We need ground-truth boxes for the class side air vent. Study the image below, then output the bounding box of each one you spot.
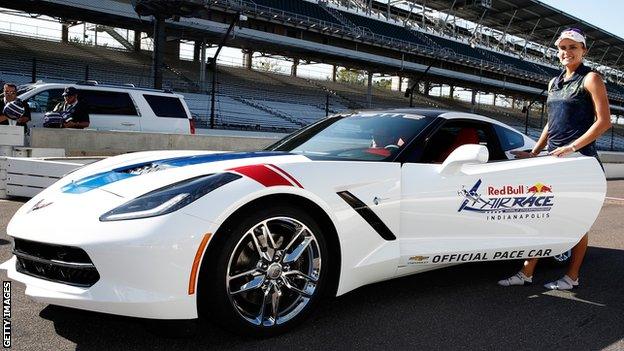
[337,191,397,241]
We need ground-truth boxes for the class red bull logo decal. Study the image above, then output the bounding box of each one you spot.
[487,185,524,196]
[487,182,553,195]
[458,179,554,221]
[526,182,552,193]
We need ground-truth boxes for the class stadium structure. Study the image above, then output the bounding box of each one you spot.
[0,0,623,150]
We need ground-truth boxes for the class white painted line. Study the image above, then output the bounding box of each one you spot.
[541,290,606,307]
[605,197,624,205]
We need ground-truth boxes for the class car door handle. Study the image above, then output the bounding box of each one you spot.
[120,122,135,126]
[373,196,389,205]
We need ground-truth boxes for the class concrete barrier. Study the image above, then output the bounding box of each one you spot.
[29,128,282,156]
[599,151,624,179]
[0,125,24,146]
[598,151,624,164]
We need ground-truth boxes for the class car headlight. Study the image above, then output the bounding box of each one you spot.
[99,173,240,221]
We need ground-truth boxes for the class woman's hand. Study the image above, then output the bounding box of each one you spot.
[549,145,575,157]
[510,150,537,159]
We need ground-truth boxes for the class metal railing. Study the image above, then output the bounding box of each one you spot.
[211,0,547,82]
[3,55,624,150]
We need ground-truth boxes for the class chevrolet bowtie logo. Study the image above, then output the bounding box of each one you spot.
[28,199,53,213]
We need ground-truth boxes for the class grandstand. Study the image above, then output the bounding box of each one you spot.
[0,0,623,150]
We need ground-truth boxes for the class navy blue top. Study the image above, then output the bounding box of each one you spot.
[546,63,598,157]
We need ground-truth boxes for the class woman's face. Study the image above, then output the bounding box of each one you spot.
[557,38,586,67]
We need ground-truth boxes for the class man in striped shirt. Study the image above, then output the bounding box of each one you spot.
[0,83,30,127]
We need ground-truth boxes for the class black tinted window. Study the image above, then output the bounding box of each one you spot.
[494,124,524,151]
[143,95,188,119]
[79,90,138,116]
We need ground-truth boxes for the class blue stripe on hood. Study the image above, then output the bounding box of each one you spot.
[62,151,292,194]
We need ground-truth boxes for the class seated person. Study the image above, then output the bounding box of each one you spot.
[52,87,89,129]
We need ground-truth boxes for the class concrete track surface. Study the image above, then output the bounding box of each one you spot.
[1,181,623,351]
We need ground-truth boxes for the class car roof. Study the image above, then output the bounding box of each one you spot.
[351,108,515,129]
[20,82,183,97]
[353,108,449,119]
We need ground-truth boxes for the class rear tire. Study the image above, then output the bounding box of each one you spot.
[200,204,330,337]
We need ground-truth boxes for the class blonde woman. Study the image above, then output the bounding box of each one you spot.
[499,28,612,290]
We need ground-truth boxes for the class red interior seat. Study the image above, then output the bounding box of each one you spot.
[437,127,480,162]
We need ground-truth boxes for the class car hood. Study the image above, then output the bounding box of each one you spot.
[41,150,310,200]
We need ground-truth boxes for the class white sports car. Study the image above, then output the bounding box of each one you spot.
[2,109,606,335]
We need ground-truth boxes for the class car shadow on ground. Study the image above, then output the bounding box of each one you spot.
[39,246,624,351]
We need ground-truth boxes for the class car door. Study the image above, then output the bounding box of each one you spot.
[397,119,606,273]
[79,90,141,131]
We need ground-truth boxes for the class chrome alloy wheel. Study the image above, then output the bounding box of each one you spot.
[553,250,572,263]
[226,216,322,327]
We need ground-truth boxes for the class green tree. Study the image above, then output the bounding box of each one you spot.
[374,78,392,90]
[336,68,366,86]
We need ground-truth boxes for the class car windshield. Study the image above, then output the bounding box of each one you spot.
[267,112,434,161]
[17,84,36,97]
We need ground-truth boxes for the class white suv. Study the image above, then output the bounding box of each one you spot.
[16,81,195,134]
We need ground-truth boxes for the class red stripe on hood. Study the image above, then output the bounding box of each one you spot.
[266,164,304,189]
[229,164,293,187]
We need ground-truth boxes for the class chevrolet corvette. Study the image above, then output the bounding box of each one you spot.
[1,109,606,335]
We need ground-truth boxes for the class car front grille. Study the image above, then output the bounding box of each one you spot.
[13,238,100,287]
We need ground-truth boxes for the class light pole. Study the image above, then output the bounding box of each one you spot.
[209,12,244,129]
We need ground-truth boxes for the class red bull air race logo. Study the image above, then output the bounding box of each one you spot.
[457,179,554,221]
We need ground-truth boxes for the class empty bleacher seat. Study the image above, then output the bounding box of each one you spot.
[250,0,340,25]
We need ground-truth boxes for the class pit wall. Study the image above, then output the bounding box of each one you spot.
[28,128,281,156]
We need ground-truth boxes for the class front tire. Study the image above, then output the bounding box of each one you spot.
[202,205,329,336]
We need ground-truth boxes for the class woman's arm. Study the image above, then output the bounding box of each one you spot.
[550,72,612,156]
[531,123,549,155]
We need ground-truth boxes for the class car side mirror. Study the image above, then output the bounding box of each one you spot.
[27,100,41,112]
[439,144,489,175]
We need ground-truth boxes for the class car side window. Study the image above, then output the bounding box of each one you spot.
[26,89,64,112]
[419,120,506,163]
[143,95,188,118]
[79,90,138,116]
[494,124,525,151]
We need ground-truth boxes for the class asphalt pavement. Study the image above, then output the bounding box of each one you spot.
[0,181,623,350]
